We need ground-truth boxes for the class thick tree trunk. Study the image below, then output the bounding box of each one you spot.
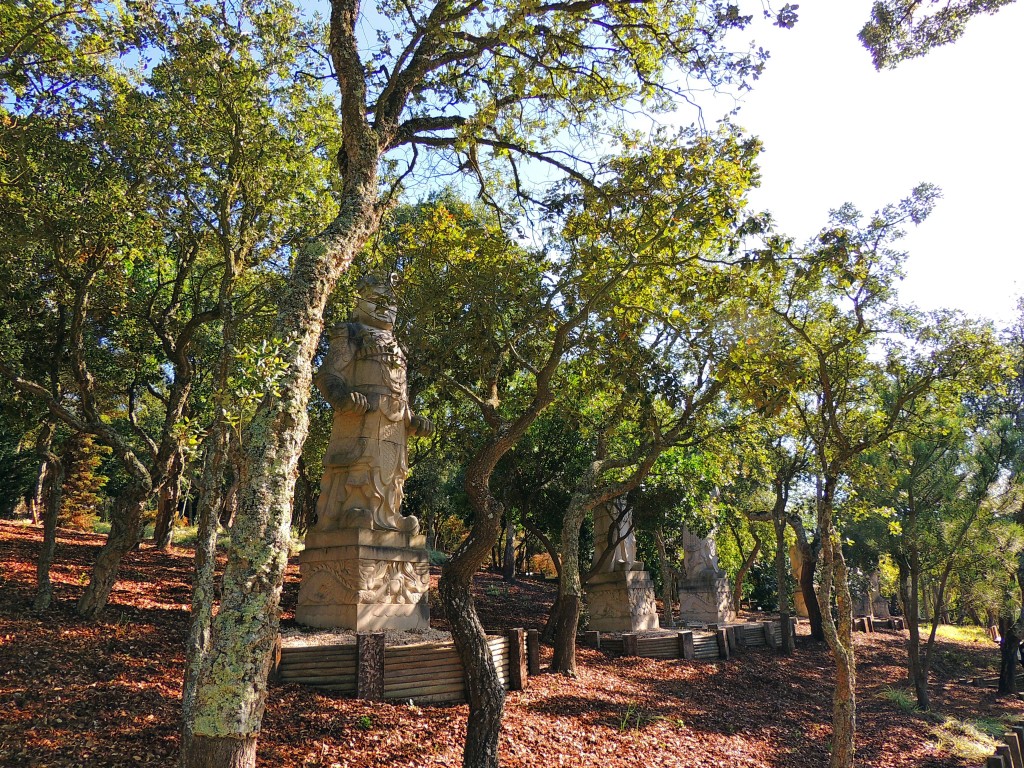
[182,172,384,767]
[774,519,794,654]
[33,454,65,611]
[77,481,151,618]
[541,593,562,645]
[655,527,675,628]
[999,616,1021,695]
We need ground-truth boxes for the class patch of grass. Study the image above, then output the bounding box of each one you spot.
[931,716,1001,762]
[879,685,919,714]
[91,520,111,535]
[355,715,374,731]
[923,624,991,644]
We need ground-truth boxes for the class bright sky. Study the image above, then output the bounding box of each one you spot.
[717,0,1024,327]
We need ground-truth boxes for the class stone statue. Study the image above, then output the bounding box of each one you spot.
[312,275,432,535]
[681,525,724,582]
[592,499,638,573]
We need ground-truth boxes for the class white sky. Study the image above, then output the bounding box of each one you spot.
[717,0,1024,327]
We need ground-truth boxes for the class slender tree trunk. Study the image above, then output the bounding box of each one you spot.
[655,526,675,628]
[154,450,184,550]
[28,458,49,525]
[898,557,928,708]
[181,424,231,749]
[33,452,65,611]
[799,546,824,641]
[774,518,794,654]
[77,480,152,618]
[816,475,857,768]
[551,494,590,675]
[502,516,516,582]
[732,531,761,613]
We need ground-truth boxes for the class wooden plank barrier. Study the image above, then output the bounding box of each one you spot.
[275,629,526,705]
[978,724,1024,768]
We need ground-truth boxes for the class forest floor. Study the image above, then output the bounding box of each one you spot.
[1,520,1022,768]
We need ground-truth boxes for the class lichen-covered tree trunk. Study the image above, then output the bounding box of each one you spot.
[33,452,65,611]
[552,491,592,675]
[180,172,382,768]
[181,423,232,747]
[816,475,857,768]
[77,480,152,618]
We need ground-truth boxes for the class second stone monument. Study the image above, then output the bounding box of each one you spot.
[296,275,434,630]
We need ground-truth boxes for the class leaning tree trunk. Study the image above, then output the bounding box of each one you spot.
[800,547,825,641]
[732,533,761,613]
[154,450,184,550]
[77,480,152,618]
[180,173,382,768]
[438,452,511,768]
[33,452,65,611]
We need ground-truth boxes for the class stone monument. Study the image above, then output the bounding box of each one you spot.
[677,525,734,624]
[296,275,434,630]
[789,544,810,619]
[585,498,660,632]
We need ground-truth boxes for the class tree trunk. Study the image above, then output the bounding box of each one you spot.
[655,526,675,628]
[182,222,372,766]
[732,532,761,613]
[999,616,1020,695]
[541,592,562,645]
[77,480,151,618]
[774,518,794,654]
[182,424,231,748]
[816,475,857,768]
[551,495,589,675]
[154,450,184,550]
[898,557,928,708]
[28,458,49,525]
[33,453,65,611]
[800,547,824,641]
[502,516,516,582]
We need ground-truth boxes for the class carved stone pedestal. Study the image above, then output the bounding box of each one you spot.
[585,567,660,633]
[677,577,734,625]
[296,527,430,631]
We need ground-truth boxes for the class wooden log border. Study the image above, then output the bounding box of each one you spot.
[980,725,1024,768]
[274,629,528,704]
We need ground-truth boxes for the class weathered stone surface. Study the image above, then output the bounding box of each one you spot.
[677,576,735,625]
[592,499,637,573]
[586,568,660,632]
[297,276,432,631]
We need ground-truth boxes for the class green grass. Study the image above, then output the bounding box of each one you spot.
[922,624,991,644]
[931,716,1003,761]
[878,685,919,714]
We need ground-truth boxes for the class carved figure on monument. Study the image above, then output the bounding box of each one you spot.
[296,275,433,631]
[681,525,725,582]
[313,275,433,535]
[592,498,638,573]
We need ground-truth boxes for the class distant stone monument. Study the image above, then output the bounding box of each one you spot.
[296,275,433,630]
[585,499,660,632]
[677,525,734,624]
[855,570,890,619]
[789,545,810,619]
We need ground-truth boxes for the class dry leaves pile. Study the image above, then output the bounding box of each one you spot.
[1,521,1019,767]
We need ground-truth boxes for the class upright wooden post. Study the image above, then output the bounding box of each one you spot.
[526,629,541,676]
[990,755,1009,768]
[1002,732,1023,768]
[999,745,1015,768]
[763,621,778,650]
[584,630,601,649]
[506,628,526,691]
[727,625,742,652]
[623,633,638,657]
[716,628,730,660]
[268,634,283,681]
[357,632,385,701]
[678,631,694,660]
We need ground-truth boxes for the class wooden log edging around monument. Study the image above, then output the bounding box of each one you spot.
[584,620,794,662]
[273,627,529,705]
[979,725,1024,768]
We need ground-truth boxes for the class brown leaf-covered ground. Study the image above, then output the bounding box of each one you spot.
[1,521,1021,767]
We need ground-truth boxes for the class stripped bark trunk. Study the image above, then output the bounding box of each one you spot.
[33,449,64,611]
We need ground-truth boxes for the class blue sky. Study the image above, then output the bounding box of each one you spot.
[712,0,1024,327]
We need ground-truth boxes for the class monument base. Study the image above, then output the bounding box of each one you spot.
[585,567,660,632]
[678,577,734,625]
[296,527,430,631]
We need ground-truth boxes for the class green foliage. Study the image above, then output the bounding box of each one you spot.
[60,434,111,530]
